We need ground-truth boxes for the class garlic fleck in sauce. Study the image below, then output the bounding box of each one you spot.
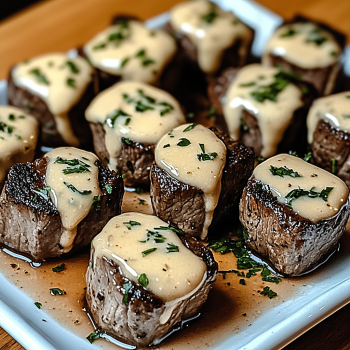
[12,53,93,146]
[0,106,39,189]
[170,0,252,74]
[85,81,186,171]
[254,154,349,222]
[263,22,341,70]
[307,91,350,143]
[92,212,207,303]
[155,123,226,239]
[223,64,303,158]
[45,147,101,252]
[83,20,176,84]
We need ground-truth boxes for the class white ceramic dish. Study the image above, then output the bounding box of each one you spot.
[1,1,350,349]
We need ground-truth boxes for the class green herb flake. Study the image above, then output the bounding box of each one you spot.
[183,123,198,132]
[67,77,76,88]
[269,165,302,178]
[197,143,218,161]
[55,157,91,175]
[34,301,42,309]
[285,186,334,209]
[342,114,350,119]
[122,283,132,304]
[29,68,50,85]
[167,243,179,253]
[260,286,277,299]
[139,199,145,205]
[240,118,249,131]
[93,43,106,50]
[201,3,218,24]
[123,220,141,230]
[105,109,130,128]
[120,57,129,68]
[64,182,92,196]
[104,184,112,194]
[163,143,170,148]
[240,81,256,87]
[50,288,65,296]
[306,28,327,46]
[15,135,22,140]
[122,137,132,145]
[206,106,217,119]
[138,273,149,288]
[153,225,185,235]
[8,114,15,121]
[52,263,66,272]
[65,60,79,73]
[331,158,337,174]
[92,195,101,211]
[177,138,191,147]
[158,101,174,116]
[330,51,337,57]
[142,247,157,257]
[86,329,105,344]
[280,28,297,38]
[239,278,246,285]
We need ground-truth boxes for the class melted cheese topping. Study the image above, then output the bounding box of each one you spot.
[92,212,207,303]
[223,64,303,158]
[83,20,176,84]
[85,81,186,171]
[12,53,93,146]
[0,106,39,189]
[307,91,350,143]
[263,22,341,69]
[170,0,252,74]
[45,147,101,253]
[254,154,349,222]
[155,124,226,239]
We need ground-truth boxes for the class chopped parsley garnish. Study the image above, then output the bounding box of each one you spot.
[50,288,64,296]
[285,186,333,209]
[240,118,249,131]
[158,101,174,116]
[239,278,246,285]
[55,157,91,174]
[34,302,42,309]
[205,106,217,119]
[65,60,79,74]
[343,114,350,119]
[52,263,65,272]
[86,329,105,344]
[259,286,277,299]
[104,184,112,194]
[197,143,218,161]
[8,114,15,121]
[177,138,191,147]
[64,182,92,196]
[105,109,130,128]
[139,199,145,205]
[122,282,132,304]
[138,273,149,288]
[201,3,218,24]
[183,123,197,132]
[135,49,155,67]
[142,248,157,257]
[92,195,101,211]
[240,81,255,87]
[163,144,170,148]
[153,225,185,235]
[306,28,327,46]
[0,121,14,135]
[67,78,76,88]
[269,165,302,178]
[15,135,22,140]
[123,220,141,230]
[122,137,132,145]
[280,28,297,37]
[331,158,337,174]
[330,51,337,57]
[29,68,50,85]
[120,57,129,68]
[166,243,179,253]
[141,230,166,243]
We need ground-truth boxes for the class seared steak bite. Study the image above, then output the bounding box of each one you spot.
[85,81,185,188]
[150,124,254,239]
[208,64,317,158]
[262,16,346,96]
[7,53,95,149]
[86,212,217,347]
[0,147,123,261]
[0,106,39,191]
[307,91,350,187]
[239,154,350,276]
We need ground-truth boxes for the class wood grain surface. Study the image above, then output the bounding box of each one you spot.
[0,0,350,349]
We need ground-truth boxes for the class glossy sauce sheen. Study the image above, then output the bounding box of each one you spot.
[12,53,93,146]
[307,91,350,143]
[223,64,303,158]
[155,123,226,239]
[0,106,38,189]
[169,0,252,74]
[45,147,101,252]
[85,81,186,171]
[262,22,341,69]
[254,154,349,222]
[83,20,176,84]
[92,212,206,303]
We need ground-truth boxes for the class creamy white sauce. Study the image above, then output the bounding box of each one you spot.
[307,91,350,143]
[12,53,93,146]
[91,212,207,303]
[45,147,101,253]
[85,81,186,171]
[254,154,349,222]
[170,0,252,74]
[83,20,176,84]
[262,22,341,69]
[223,64,303,158]
[0,106,39,189]
[155,123,226,239]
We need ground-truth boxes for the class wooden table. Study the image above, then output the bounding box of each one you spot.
[1,0,350,349]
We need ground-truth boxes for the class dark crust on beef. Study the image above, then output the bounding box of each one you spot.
[89,122,155,188]
[239,176,350,276]
[264,15,346,96]
[311,119,350,188]
[208,67,318,157]
[7,69,95,150]
[0,158,124,261]
[150,127,255,238]
[86,233,217,347]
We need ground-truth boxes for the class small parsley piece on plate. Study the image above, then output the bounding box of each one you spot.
[52,263,65,273]
[269,165,302,178]
[138,273,149,288]
[86,329,105,344]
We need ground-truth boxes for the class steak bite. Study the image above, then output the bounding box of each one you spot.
[262,17,346,96]
[150,123,255,239]
[239,154,350,276]
[86,212,218,347]
[82,18,177,92]
[307,91,350,187]
[0,106,39,191]
[0,147,123,261]
[7,53,95,149]
[208,64,316,158]
[85,81,186,187]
